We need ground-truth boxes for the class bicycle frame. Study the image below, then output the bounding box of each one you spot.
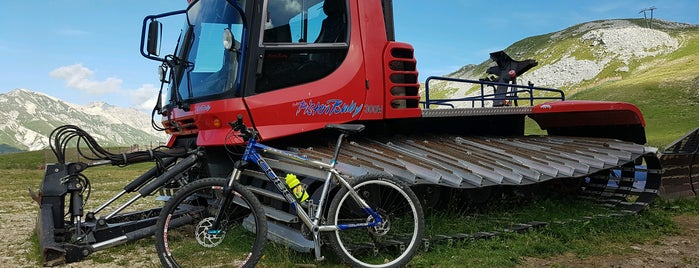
[216,131,384,260]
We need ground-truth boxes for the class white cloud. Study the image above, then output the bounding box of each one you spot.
[50,64,160,112]
[50,64,122,94]
[284,0,302,13]
[128,84,162,111]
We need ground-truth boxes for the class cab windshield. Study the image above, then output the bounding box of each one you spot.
[169,0,246,104]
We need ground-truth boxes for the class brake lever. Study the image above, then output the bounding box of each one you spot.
[228,114,245,131]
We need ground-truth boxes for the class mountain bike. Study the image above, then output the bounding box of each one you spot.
[154,115,425,268]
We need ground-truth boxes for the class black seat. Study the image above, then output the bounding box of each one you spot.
[315,0,347,43]
[325,124,365,135]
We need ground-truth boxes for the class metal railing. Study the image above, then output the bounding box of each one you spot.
[423,76,565,109]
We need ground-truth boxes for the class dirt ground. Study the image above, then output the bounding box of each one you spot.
[0,198,159,268]
[519,214,699,268]
[3,196,698,267]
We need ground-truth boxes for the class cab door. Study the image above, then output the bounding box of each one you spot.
[243,0,368,140]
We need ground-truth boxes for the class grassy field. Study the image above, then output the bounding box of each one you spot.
[1,148,698,267]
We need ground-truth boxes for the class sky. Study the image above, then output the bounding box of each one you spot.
[1,0,698,112]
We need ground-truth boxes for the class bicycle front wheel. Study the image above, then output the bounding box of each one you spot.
[327,174,424,268]
[155,178,267,268]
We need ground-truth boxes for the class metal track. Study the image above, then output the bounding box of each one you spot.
[244,135,662,252]
[294,135,658,188]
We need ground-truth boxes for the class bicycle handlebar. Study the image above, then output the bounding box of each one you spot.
[228,114,256,141]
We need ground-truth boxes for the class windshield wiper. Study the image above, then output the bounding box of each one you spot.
[162,54,193,112]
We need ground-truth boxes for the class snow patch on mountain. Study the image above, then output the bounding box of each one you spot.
[15,126,47,151]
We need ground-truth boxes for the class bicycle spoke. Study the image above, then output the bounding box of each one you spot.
[155,178,267,268]
[328,175,424,268]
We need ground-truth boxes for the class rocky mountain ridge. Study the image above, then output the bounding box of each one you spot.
[0,89,164,152]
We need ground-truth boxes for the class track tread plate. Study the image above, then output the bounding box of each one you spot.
[296,135,654,189]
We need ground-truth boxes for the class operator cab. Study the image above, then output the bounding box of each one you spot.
[143,0,350,112]
[257,0,349,93]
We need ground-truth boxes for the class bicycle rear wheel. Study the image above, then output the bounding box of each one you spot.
[326,174,424,268]
[155,178,267,268]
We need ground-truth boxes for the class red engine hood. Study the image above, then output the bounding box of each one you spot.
[530,100,646,129]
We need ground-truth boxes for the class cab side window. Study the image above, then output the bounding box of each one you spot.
[256,0,348,93]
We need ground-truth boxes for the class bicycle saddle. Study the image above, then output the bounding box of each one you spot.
[325,124,365,134]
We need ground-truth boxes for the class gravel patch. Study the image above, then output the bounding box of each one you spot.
[523,21,679,89]
[525,57,609,88]
[581,26,679,61]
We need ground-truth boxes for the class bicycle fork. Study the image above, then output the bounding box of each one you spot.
[207,161,247,235]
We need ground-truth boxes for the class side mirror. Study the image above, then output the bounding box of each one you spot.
[140,9,186,62]
[147,19,162,56]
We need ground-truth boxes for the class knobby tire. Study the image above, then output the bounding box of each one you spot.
[154,178,267,268]
[326,174,425,268]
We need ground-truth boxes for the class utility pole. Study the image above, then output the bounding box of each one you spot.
[639,7,657,29]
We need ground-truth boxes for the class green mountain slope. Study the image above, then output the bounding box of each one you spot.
[572,29,699,148]
[437,19,699,148]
